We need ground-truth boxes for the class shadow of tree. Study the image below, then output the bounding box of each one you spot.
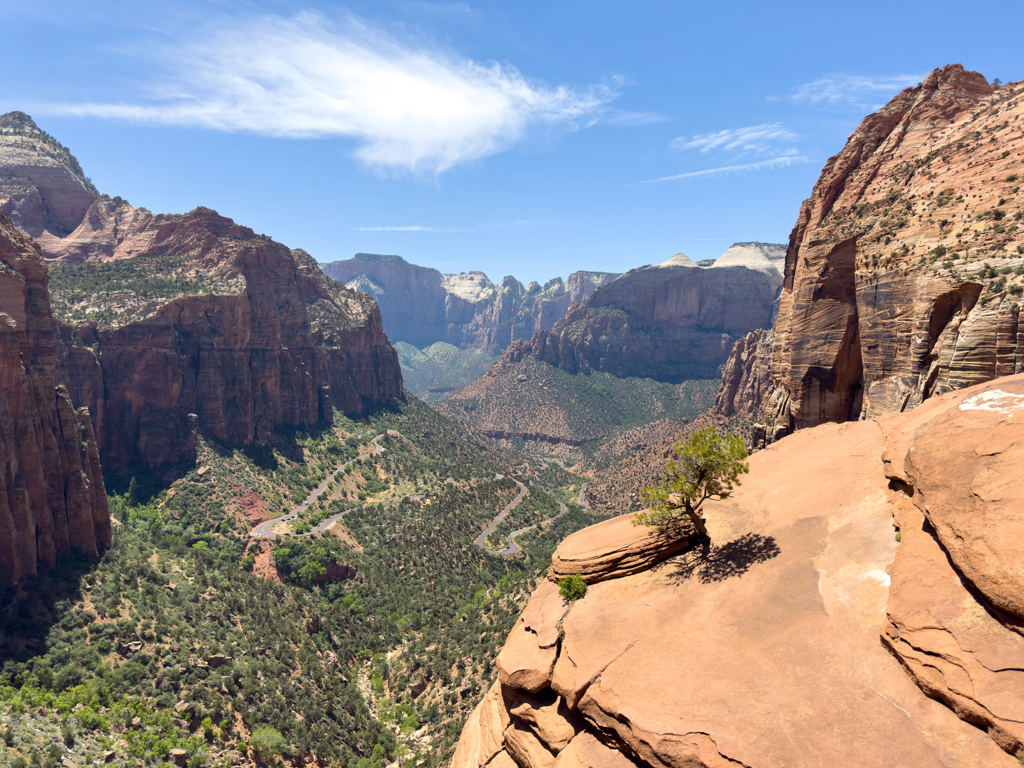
[669,532,780,584]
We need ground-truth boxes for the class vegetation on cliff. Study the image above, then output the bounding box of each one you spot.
[0,398,598,767]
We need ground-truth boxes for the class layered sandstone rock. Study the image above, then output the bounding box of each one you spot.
[712,328,774,419]
[455,375,1024,767]
[547,514,694,584]
[0,213,110,585]
[748,65,1024,441]
[505,243,783,382]
[44,204,403,471]
[0,112,97,240]
[321,253,618,354]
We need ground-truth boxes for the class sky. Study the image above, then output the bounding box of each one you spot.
[2,0,1021,285]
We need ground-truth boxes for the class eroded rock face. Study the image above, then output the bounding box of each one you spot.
[0,213,110,585]
[455,375,1024,768]
[755,65,1024,440]
[45,206,403,471]
[0,112,97,239]
[713,328,774,419]
[505,244,783,382]
[321,253,618,354]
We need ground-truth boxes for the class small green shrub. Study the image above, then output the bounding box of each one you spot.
[557,575,587,603]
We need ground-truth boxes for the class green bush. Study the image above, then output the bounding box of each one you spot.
[251,726,287,758]
[557,575,587,603]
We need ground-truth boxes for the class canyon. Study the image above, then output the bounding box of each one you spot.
[436,244,782,449]
[322,253,619,354]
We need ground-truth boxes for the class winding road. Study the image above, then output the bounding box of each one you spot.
[473,480,528,553]
[475,475,574,557]
[578,482,590,510]
[250,432,388,539]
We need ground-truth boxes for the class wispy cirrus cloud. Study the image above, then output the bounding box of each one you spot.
[38,12,619,176]
[636,153,809,184]
[776,74,923,108]
[670,122,796,154]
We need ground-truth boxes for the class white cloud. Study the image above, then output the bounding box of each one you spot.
[671,122,796,154]
[781,74,923,107]
[42,12,617,175]
[637,154,809,184]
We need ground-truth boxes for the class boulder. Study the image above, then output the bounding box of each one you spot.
[548,514,694,584]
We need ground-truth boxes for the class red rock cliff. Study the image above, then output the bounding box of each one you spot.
[0,213,110,585]
[743,65,1024,439]
[46,200,403,471]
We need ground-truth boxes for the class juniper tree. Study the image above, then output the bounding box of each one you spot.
[633,427,749,539]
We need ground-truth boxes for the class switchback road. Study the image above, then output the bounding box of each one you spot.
[250,432,388,539]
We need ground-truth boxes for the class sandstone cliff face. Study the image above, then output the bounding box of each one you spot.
[321,254,618,354]
[0,213,110,586]
[506,245,783,382]
[743,65,1024,440]
[711,328,774,419]
[0,112,97,239]
[454,375,1024,768]
[42,204,403,472]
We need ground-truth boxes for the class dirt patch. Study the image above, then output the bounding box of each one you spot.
[325,520,363,552]
[246,540,284,585]
[237,491,270,524]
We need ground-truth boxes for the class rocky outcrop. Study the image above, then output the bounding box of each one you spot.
[44,204,403,472]
[0,112,97,240]
[755,65,1024,441]
[0,213,110,585]
[454,374,1024,767]
[547,514,694,584]
[712,328,774,419]
[321,253,618,354]
[505,244,783,382]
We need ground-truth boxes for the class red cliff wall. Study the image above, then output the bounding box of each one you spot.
[715,66,1024,439]
[0,213,110,585]
[49,204,403,472]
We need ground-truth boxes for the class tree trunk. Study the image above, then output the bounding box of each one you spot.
[685,509,708,539]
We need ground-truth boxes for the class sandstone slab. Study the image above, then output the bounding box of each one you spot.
[548,513,694,584]
[458,381,1024,767]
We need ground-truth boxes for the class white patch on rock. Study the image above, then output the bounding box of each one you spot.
[958,389,1024,414]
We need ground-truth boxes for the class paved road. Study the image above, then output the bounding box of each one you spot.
[473,480,528,552]
[578,482,590,510]
[482,501,568,556]
[250,432,388,539]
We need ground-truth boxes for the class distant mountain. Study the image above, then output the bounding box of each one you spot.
[437,243,783,449]
[502,242,784,382]
[321,253,619,354]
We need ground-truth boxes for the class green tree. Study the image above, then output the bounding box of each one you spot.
[634,427,749,538]
[251,726,287,759]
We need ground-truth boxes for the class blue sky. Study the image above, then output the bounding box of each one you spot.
[2,1,1021,284]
